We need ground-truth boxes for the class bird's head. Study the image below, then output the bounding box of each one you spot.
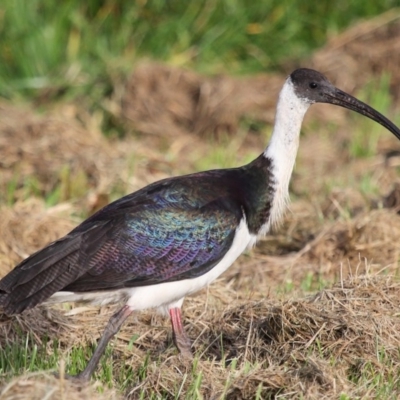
[289,68,400,141]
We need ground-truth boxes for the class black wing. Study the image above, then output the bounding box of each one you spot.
[0,172,244,315]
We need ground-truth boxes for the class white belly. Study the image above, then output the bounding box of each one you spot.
[47,218,253,312]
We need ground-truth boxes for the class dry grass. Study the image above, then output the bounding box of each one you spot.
[0,371,120,400]
[122,10,400,140]
[0,102,114,202]
[310,9,400,99]
[1,274,400,399]
[2,16,400,399]
[122,62,282,138]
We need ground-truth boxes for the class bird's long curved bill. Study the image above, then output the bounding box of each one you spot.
[326,88,400,141]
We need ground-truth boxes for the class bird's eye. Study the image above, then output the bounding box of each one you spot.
[309,82,318,89]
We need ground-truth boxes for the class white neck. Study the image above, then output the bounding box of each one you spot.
[261,78,311,232]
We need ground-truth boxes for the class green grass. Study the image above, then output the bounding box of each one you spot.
[347,346,400,398]
[0,334,59,375]
[2,165,89,206]
[194,129,259,171]
[0,331,212,398]
[349,73,395,158]
[0,333,149,393]
[0,0,398,136]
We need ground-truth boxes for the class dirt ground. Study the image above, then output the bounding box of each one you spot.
[1,13,400,399]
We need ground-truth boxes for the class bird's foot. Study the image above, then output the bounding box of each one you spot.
[53,371,90,384]
[72,370,92,382]
[174,332,193,360]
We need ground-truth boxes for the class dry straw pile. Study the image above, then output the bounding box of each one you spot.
[1,275,400,399]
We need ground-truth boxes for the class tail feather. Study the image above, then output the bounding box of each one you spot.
[8,252,80,303]
[0,235,83,315]
[2,262,83,314]
[0,235,80,288]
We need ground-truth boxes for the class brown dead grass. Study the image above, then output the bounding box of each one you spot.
[2,12,400,399]
[122,10,400,140]
[1,275,400,399]
[0,200,76,275]
[0,100,183,214]
[310,9,400,98]
[122,62,282,137]
[0,371,120,400]
[0,102,116,203]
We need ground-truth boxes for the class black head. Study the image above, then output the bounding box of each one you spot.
[289,68,400,141]
[290,68,333,103]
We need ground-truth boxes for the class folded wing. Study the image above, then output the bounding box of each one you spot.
[0,176,242,315]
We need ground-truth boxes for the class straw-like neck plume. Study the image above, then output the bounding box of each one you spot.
[262,78,311,229]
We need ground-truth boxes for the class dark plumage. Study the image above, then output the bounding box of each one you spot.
[0,154,273,315]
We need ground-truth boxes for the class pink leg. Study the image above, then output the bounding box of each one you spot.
[169,307,192,359]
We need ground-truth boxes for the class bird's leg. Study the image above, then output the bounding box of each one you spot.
[74,304,133,381]
[169,307,192,359]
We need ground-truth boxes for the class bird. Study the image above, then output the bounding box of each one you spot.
[1,68,400,381]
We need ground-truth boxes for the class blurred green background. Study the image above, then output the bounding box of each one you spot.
[0,0,398,109]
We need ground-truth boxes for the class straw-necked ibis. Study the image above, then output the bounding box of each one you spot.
[1,68,400,381]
